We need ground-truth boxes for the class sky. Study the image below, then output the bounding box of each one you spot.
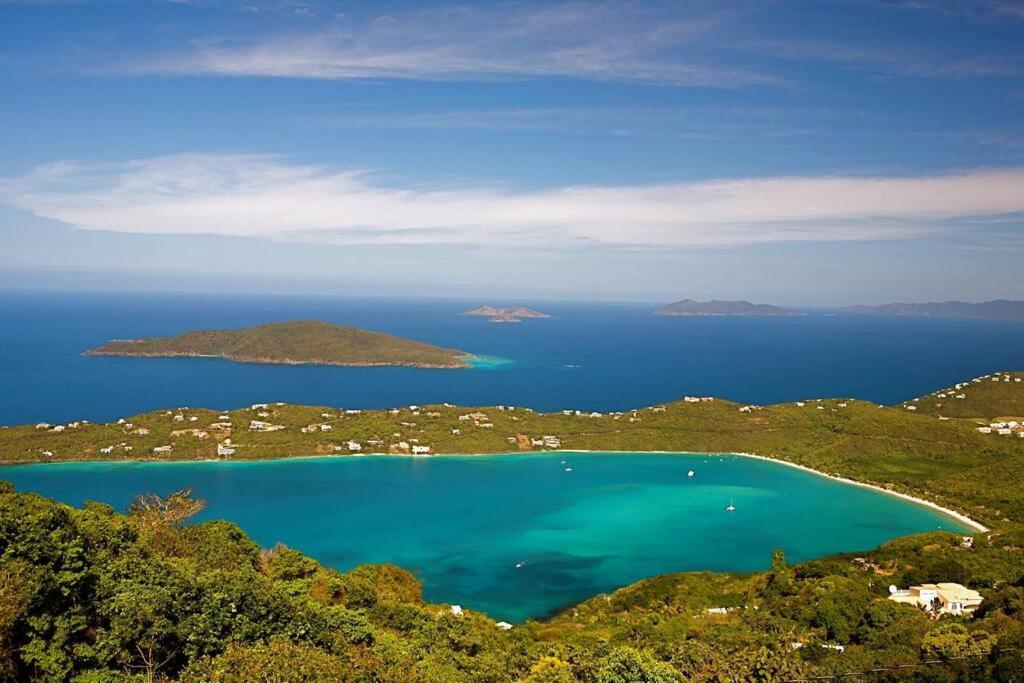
[1,0,1023,305]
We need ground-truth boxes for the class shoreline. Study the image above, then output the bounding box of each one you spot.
[557,449,990,533]
[82,350,472,370]
[1,447,989,533]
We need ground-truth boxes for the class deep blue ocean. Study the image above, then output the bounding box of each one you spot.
[2,290,1024,425]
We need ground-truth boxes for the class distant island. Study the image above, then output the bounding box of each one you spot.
[655,298,797,317]
[461,305,551,323]
[84,320,472,369]
[845,299,1024,322]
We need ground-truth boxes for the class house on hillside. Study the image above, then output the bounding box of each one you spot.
[888,583,983,617]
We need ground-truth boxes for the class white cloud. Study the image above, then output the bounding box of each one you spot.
[115,3,777,87]
[3,154,1024,249]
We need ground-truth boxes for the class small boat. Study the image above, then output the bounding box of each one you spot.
[687,470,695,478]
[515,562,524,569]
[560,460,566,464]
[726,499,736,512]
[564,467,573,472]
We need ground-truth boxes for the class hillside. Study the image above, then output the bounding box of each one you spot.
[84,320,471,369]
[846,299,1024,321]
[6,371,1024,527]
[655,298,797,316]
[461,305,550,323]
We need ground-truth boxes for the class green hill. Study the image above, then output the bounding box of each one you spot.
[84,320,471,369]
[5,371,1024,526]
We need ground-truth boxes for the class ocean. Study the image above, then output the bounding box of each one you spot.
[2,290,1023,426]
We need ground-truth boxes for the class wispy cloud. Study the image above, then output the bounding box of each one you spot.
[4,153,1024,249]
[112,3,778,87]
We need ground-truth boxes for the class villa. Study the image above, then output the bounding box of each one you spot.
[888,583,983,617]
[347,441,362,452]
[411,445,431,455]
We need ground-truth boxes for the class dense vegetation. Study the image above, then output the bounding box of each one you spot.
[2,484,1023,681]
[84,320,471,369]
[3,371,1024,680]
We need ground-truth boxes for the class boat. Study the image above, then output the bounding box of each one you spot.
[515,562,524,569]
[564,467,572,472]
[687,470,695,478]
[726,499,736,512]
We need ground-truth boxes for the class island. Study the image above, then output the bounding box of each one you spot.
[2,371,1024,681]
[845,299,1024,322]
[461,305,550,323]
[84,320,473,369]
[655,298,798,316]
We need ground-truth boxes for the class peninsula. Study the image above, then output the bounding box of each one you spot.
[6,371,1023,528]
[84,320,472,369]
[461,305,550,323]
[845,299,1024,322]
[655,298,797,317]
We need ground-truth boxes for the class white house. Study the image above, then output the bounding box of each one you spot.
[977,427,992,434]
[217,443,236,456]
[347,441,362,452]
[153,446,172,454]
[411,445,431,455]
[888,583,983,617]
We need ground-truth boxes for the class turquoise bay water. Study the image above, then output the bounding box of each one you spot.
[2,452,969,622]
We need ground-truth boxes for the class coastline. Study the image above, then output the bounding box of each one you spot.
[83,350,472,369]
[2,447,989,533]
[558,449,990,533]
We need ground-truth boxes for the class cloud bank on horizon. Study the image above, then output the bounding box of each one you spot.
[4,155,1024,249]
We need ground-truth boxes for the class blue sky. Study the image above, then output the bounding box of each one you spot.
[1,0,1023,304]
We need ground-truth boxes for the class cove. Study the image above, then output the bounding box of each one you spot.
[0,452,972,622]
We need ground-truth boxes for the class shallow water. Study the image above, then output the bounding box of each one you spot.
[2,452,971,621]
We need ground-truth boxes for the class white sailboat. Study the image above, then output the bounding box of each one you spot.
[726,499,736,512]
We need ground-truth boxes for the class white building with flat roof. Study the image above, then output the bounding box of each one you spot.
[888,583,983,617]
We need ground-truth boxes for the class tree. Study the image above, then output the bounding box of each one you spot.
[594,647,682,683]
[523,656,574,683]
[921,622,997,660]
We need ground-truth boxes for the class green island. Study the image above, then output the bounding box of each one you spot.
[83,320,472,369]
[3,372,1024,680]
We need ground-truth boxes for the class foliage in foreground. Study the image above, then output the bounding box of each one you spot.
[3,484,1024,682]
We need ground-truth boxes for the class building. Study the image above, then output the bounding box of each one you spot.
[888,583,983,617]
[217,443,235,457]
[411,445,431,455]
